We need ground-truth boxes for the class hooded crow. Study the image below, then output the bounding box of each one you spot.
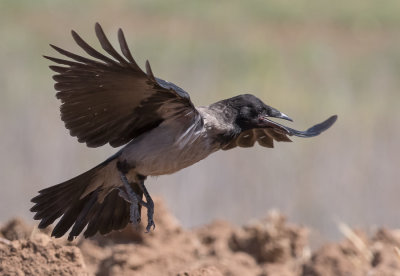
[31,23,337,241]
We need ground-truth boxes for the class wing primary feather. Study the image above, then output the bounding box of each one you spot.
[49,65,72,73]
[255,129,274,148]
[117,28,142,70]
[145,60,156,81]
[94,23,130,66]
[305,115,337,134]
[43,55,91,67]
[49,44,105,67]
[285,115,337,137]
[45,24,199,148]
[71,29,119,66]
[236,130,256,147]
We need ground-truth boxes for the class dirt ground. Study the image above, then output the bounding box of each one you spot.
[1,198,400,276]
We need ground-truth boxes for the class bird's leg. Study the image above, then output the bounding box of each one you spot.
[116,161,155,232]
[117,163,142,225]
[137,175,155,232]
[117,187,132,203]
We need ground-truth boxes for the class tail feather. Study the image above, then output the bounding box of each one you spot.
[38,209,64,229]
[68,190,100,238]
[110,191,131,230]
[83,201,107,238]
[30,158,136,241]
[31,169,97,222]
[109,192,131,231]
[52,197,90,238]
[82,188,136,238]
[32,188,81,220]
[97,192,118,235]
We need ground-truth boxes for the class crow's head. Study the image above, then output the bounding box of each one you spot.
[228,94,292,131]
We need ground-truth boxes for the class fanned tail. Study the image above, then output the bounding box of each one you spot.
[30,158,135,240]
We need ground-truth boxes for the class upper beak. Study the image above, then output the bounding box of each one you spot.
[274,112,293,122]
[258,111,293,128]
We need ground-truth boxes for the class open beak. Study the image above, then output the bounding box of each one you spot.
[259,112,293,128]
[258,107,293,128]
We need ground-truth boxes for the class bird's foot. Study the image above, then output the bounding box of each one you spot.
[138,198,155,232]
[137,180,156,232]
[118,186,155,231]
[118,171,155,231]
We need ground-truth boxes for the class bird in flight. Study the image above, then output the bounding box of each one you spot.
[31,23,337,241]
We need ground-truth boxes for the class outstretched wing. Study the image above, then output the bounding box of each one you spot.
[222,115,337,150]
[45,23,200,148]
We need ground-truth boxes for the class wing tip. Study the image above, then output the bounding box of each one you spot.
[307,114,338,136]
[49,44,64,54]
[322,114,338,129]
[94,22,103,36]
[43,55,54,62]
[70,29,85,45]
[145,60,156,81]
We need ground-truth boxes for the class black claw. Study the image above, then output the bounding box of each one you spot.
[145,220,155,233]
[145,208,155,233]
[140,199,155,233]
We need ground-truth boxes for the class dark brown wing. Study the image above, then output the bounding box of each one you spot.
[222,115,337,150]
[45,23,199,148]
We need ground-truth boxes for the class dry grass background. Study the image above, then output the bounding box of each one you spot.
[1,0,400,242]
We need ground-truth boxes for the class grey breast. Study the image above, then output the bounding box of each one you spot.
[120,114,213,176]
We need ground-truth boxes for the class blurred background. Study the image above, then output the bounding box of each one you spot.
[1,0,400,243]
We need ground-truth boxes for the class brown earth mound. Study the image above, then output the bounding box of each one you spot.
[1,198,400,275]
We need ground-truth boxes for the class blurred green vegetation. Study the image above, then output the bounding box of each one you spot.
[1,0,399,240]
[4,0,400,27]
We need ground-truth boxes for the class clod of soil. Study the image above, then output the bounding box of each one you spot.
[1,198,400,276]
[0,233,87,276]
[0,218,32,241]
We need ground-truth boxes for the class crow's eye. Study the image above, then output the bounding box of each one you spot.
[240,106,251,116]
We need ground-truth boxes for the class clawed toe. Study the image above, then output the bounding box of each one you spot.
[118,171,156,232]
[145,219,156,233]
